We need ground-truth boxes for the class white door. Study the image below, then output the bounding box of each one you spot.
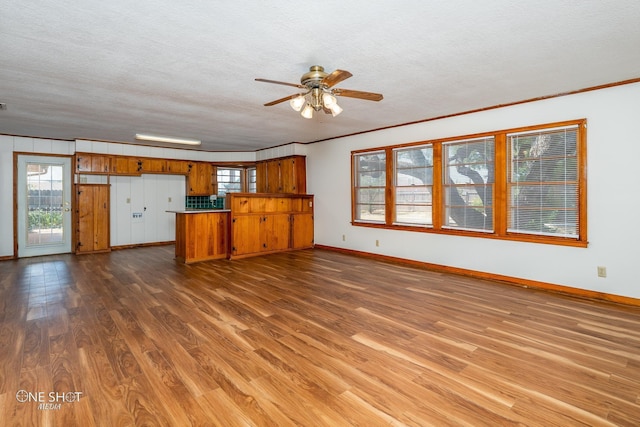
[17,155,73,257]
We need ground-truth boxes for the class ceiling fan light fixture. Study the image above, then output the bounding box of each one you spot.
[256,65,383,118]
[135,133,201,145]
[300,104,314,119]
[328,103,343,117]
[289,95,306,112]
[322,92,337,107]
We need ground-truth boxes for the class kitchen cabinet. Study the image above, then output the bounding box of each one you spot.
[76,184,110,253]
[264,159,281,193]
[256,161,267,192]
[187,162,214,195]
[231,213,291,257]
[290,213,314,249]
[173,210,228,263]
[75,153,111,174]
[140,158,167,173]
[111,156,142,175]
[256,155,306,194]
[280,156,306,193]
[112,157,167,175]
[229,193,313,259]
[166,160,190,174]
[230,214,263,256]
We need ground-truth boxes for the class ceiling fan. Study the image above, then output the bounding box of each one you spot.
[255,65,383,119]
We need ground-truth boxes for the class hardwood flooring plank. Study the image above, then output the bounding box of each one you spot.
[77,343,146,427]
[249,373,347,427]
[21,319,50,372]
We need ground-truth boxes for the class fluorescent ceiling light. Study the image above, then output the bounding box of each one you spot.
[135,133,201,145]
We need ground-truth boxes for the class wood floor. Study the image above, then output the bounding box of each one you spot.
[1,246,639,426]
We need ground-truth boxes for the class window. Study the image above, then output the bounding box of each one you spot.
[247,167,257,193]
[216,168,243,195]
[508,125,579,238]
[353,151,386,223]
[443,137,494,232]
[394,145,433,226]
[351,120,587,247]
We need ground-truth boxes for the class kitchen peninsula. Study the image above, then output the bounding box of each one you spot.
[168,193,314,263]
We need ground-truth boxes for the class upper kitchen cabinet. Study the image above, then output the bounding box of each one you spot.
[112,157,168,174]
[75,153,111,174]
[166,160,190,174]
[187,162,214,195]
[139,158,167,173]
[111,156,142,175]
[256,155,306,194]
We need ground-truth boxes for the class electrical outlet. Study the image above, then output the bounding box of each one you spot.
[126,197,131,203]
[597,266,607,278]
[168,197,172,203]
[342,234,346,241]
[375,239,380,247]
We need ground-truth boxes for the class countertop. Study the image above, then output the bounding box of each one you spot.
[166,209,231,214]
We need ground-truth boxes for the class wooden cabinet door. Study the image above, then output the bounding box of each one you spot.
[265,160,281,193]
[261,214,290,252]
[93,155,111,174]
[291,213,314,249]
[280,156,306,194]
[112,156,142,175]
[187,163,213,195]
[255,161,268,192]
[166,160,189,174]
[76,154,110,173]
[76,154,91,172]
[256,156,306,194]
[142,158,167,173]
[76,184,110,253]
[231,215,263,256]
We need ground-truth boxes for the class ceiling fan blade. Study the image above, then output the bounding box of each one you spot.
[264,94,300,107]
[321,69,352,88]
[255,78,306,89]
[333,88,383,101]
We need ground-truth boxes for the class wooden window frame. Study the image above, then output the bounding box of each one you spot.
[392,144,434,227]
[246,167,257,193]
[215,167,245,195]
[351,119,588,247]
[352,150,387,224]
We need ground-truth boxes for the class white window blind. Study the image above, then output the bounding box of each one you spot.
[393,145,433,226]
[508,125,579,238]
[442,137,494,232]
[354,151,386,223]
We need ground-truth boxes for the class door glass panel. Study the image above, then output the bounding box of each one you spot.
[26,162,65,246]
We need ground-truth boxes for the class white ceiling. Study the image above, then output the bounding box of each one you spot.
[1,1,639,152]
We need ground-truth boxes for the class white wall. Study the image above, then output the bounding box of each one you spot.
[307,82,640,300]
[110,174,186,246]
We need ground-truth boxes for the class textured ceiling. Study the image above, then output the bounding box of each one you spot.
[1,0,640,152]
